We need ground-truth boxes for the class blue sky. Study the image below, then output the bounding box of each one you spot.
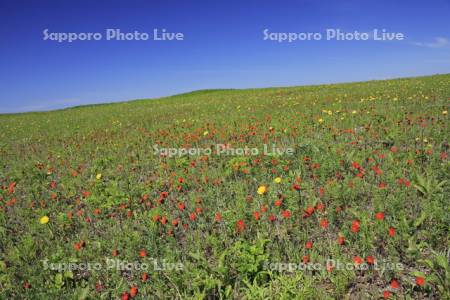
[1,0,449,113]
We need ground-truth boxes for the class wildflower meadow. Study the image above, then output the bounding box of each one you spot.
[0,74,449,299]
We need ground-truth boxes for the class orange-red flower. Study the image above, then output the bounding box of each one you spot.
[139,249,146,257]
[353,256,363,265]
[8,182,16,194]
[415,276,425,287]
[389,227,395,237]
[351,220,360,233]
[319,218,329,229]
[390,279,400,289]
[375,212,385,220]
[281,210,291,219]
[236,219,245,233]
[268,214,276,222]
[129,286,138,298]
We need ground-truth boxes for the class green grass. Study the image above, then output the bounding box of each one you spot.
[1,74,449,299]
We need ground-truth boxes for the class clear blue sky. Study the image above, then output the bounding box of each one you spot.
[1,0,449,113]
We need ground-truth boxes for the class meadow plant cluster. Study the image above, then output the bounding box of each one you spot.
[0,75,449,299]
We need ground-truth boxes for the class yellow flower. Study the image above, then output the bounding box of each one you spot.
[327,110,333,115]
[257,185,267,195]
[203,130,209,136]
[443,110,448,115]
[318,118,324,123]
[96,173,102,180]
[274,177,282,183]
[352,110,357,114]
[39,216,49,224]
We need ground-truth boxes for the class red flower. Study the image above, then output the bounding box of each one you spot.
[353,256,363,265]
[383,291,390,299]
[121,292,130,300]
[236,219,245,233]
[319,218,329,229]
[378,182,387,189]
[292,184,301,191]
[95,282,103,292]
[389,227,395,237]
[316,202,325,211]
[139,249,146,257]
[268,214,276,222]
[253,211,260,221]
[303,206,315,218]
[189,212,197,221]
[214,213,222,222]
[366,255,375,265]
[390,279,400,289]
[319,187,325,197]
[351,220,360,233]
[281,210,291,219]
[141,272,149,282]
[415,276,425,287]
[371,165,382,175]
[375,212,385,220]
[274,199,282,207]
[152,214,160,222]
[337,236,345,245]
[73,242,82,251]
[352,162,361,169]
[129,286,138,298]
[8,182,16,194]
[305,241,313,249]
[178,203,185,211]
[260,205,268,213]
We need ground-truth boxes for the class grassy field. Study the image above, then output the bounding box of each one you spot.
[1,74,449,299]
